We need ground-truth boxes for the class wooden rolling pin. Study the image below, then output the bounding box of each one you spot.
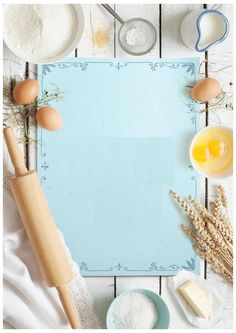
[3,127,80,329]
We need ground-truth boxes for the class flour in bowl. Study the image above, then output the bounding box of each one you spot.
[4,4,78,62]
[125,27,146,46]
[111,291,159,329]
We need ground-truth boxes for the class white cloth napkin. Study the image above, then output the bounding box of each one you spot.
[3,188,100,329]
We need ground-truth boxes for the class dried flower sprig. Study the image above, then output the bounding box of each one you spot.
[170,186,233,283]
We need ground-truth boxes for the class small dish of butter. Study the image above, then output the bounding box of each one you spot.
[178,280,213,319]
[168,270,224,328]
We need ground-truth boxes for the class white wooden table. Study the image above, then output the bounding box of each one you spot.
[3,3,233,329]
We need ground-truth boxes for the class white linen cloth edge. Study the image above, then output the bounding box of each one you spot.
[3,188,100,329]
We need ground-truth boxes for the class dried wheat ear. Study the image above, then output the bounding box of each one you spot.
[170,185,233,284]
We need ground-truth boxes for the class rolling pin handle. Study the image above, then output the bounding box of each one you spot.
[4,127,79,329]
[3,127,28,176]
[57,285,80,329]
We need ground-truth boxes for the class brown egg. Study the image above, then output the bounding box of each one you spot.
[36,107,63,131]
[191,77,221,103]
[13,79,40,105]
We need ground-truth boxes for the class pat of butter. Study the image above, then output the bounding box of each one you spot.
[178,280,213,319]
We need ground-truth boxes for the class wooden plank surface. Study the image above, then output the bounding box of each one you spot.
[205,3,233,328]
[3,3,233,329]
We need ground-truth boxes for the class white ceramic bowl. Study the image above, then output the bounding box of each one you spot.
[3,4,84,64]
[189,125,233,179]
[106,289,170,329]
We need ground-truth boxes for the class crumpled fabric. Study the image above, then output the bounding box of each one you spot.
[3,188,100,329]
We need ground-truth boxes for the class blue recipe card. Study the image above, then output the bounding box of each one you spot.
[38,58,200,276]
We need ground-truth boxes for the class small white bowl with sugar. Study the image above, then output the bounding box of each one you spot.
[3,4,84,64]
[106,289,170,329]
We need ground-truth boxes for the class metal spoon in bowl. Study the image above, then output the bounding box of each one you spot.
[101,4,157,56]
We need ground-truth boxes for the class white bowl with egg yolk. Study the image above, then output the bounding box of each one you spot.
[190,125,233,179]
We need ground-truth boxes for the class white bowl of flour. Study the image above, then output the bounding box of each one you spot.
[3,4,84,64]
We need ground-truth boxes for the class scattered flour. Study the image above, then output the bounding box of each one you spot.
[111,291,159,329]
[4,4,77,61]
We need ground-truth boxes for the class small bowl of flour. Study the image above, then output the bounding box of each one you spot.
[3,4,84,64]
[106,289,170,329]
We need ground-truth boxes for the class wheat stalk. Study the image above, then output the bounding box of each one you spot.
[211,202,233,238]
[194,245,233,283]
[170,191,205,228]
[170,186,233,284]
[189,195,233,245]
[188,196,208,219]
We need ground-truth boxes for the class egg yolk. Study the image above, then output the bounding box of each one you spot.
[192,145,210,163]
[208,139,226,157]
